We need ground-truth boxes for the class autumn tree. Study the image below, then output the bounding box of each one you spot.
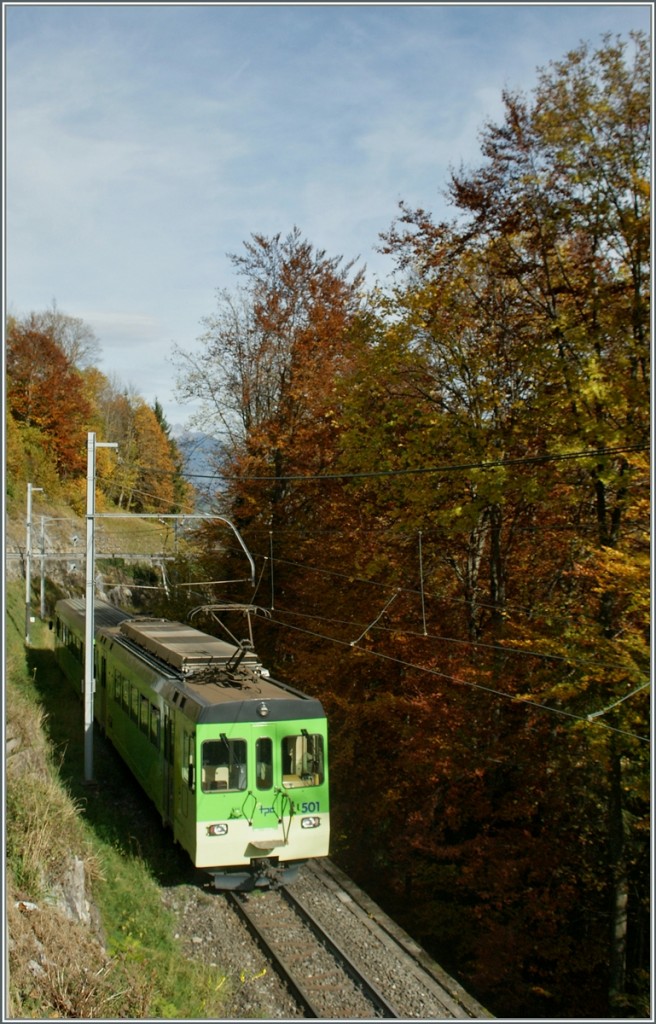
[153,398,194,513]
[80,371,193,514]
[29,299,102,369]
[443,36,650,1013]
[447,31,649,553]
[337,31,650,1015]
[174,228,367,602]
[7,313,93,477]
[131,401,175,512]
[175,227,365,458]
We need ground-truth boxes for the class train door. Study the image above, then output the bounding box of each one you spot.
[163,707,174,826]
[252,727,293,840]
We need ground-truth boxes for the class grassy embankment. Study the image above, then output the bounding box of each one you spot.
[5,579,232,1019]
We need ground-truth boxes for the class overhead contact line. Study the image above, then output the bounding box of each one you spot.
[177,442,649,483]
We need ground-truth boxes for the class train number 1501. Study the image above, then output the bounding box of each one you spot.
[297,801,320,813]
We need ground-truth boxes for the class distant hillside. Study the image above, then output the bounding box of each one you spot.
[174,431,224,505]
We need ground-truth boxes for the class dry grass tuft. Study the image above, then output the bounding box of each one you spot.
[7,878,154,1019]
[6,686,101,899]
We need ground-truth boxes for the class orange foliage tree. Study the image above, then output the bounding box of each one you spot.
[173,227,368,611]
[334,32,650,1016]
[7,314,93,477]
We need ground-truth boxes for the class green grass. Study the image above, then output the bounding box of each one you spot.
[5,581,234,1019]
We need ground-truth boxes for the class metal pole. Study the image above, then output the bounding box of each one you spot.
[84,434,96,783]
[25,483,43,645]
[40,517,46,620]
[84,433,118,783]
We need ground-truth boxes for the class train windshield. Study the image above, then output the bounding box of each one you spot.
[281,733,325,788]
[201,738,247,792]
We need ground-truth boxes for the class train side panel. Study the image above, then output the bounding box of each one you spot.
[98,633,170,820]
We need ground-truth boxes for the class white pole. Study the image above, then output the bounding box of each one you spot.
[84,434,96,782]
[40,516,46,620]
[25,483,43,645]
[84,433,118,783]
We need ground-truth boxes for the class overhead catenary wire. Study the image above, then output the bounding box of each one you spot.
[101,567,648,742]
[173,442,648,483]
[418,530,428,636]
[213,540,645,677]
[240,545,542,621]
[586,681,651,721]
[263,603,646,677]
[89,445,648,735]
[124,441,648,485]
[258,614,649,743]
[350,589,401,646]
[120,554,643,681]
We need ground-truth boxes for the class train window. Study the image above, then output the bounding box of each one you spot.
[184,732,195,791]
[201,738,247,793]
[255,738,273,790]
[139,697,149,735]
[281,734,325,788]
[164,716,174,765]
[114,673,122,702]
[130,686,139,723]
[122,679,130,712]
[150,706,160,748]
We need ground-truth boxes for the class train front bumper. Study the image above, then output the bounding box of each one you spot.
[195,814,330,871]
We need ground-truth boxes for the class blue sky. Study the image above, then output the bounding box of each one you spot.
[4,2,651,429]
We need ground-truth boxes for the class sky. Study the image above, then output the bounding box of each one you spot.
[4,1,652,431]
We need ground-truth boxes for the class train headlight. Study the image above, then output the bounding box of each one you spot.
[301,816,321,829]
[207,823,228,836]
[257,701,269,717]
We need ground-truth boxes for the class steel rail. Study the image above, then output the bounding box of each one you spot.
[281,886,401,1018]
[227,892,321,1017]
[228,889,400,1019]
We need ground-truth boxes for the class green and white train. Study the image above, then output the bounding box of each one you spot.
[54,598,330,890]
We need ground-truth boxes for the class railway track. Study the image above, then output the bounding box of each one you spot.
[305,859,492,1018]
[161,857,492,1018]
[225,858,492,1019]
[228,886,401,1018]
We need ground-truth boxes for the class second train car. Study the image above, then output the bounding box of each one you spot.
[54,598,330,889]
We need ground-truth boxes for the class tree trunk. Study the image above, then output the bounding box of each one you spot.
[488,502,506,632]
[449,508,489,643]
[608,740,628,1014]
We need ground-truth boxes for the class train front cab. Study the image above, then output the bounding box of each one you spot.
[175,709,330,890]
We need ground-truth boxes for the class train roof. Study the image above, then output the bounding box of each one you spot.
[119,617,262,674]
[56,597,132,630]
[155,666,324,723]
[56,597,325,722]
[56,598,261,671]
